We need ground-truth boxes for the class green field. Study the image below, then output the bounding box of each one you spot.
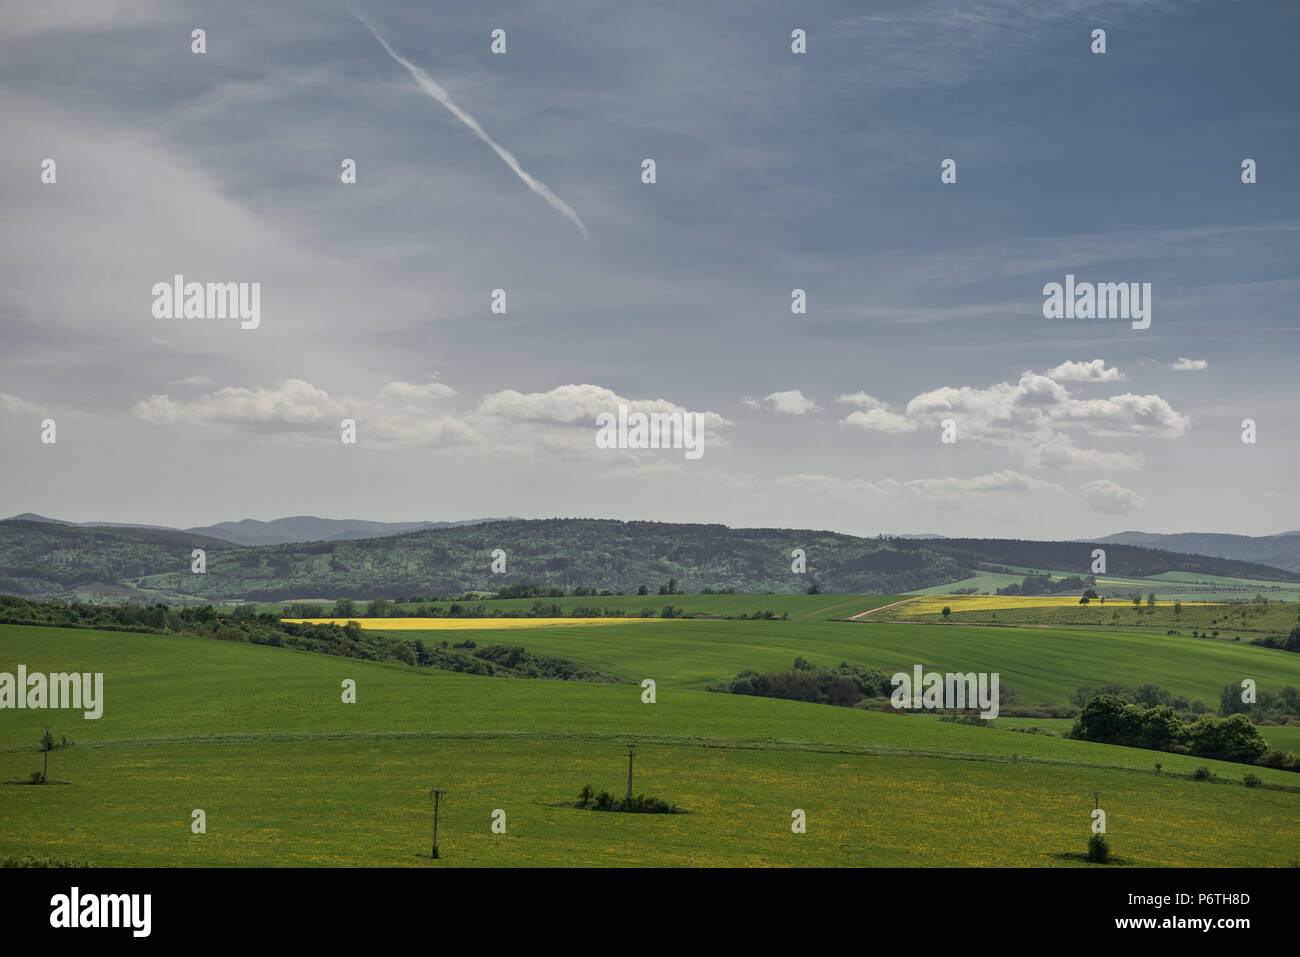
[374,617,1300,709]
[2,617,1299,867]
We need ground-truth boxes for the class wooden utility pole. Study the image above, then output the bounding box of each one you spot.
[626,741,636,800]
[41,725,52,782]
[430,787,446,859]
[1093,791,1100,810]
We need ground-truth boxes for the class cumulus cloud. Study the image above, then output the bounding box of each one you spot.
[1044,359,1125,382]
[836,391,890,409]
[1080,479,1147,514]
[1171,357,1208,371]
[841,408,915,433]
[133,379,729,456]
[133,379,345,431]
[743,390,822,415]
[838,367,1188,470]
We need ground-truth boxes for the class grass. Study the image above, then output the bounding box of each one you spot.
[369,617,1300,710]
[2,621,1298,867]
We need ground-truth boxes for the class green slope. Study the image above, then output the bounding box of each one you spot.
[373,618,1300,709]
[2,624,1298,867]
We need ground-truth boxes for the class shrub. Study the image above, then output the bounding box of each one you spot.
[1193,766,1212,781]
[1243,772,1262,788]
[1087,834,1110,863]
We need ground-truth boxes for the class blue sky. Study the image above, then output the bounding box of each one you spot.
[1,0,1297,537]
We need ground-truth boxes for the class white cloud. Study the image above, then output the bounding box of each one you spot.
[1171,357,1208,371]
[169,376,213,388]
[839,368,1188,470]
[132,379,345,431]
[133,379,729,457]
[745,390,822,415]
[841,408,915,433]
[1080,479,1147,514]
[1044,359,1125,382]
[836,391,890,409]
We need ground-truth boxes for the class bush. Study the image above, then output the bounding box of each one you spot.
[1243,772,1262,788]
[1087,833,1110,863]
[1193,766,1212,781]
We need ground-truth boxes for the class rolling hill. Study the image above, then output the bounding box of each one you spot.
[1096,530,1300,573]
[1,517,1298,603]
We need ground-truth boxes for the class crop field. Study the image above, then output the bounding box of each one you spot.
[872,593,1300,634]
[907,567,1300,602]
[895,595,1217,614]
[3,617,1298,868]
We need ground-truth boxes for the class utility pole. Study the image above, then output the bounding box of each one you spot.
[41,725,52,782]
[626,741,636,800]
[430,787,446,859]
[1093,791,1100,810]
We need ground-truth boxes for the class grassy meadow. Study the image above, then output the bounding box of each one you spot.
[2,605,1299,867]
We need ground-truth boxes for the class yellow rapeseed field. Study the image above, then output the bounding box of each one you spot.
[280,617,674,630]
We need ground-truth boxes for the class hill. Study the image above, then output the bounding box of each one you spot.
[5,512,510,546]
[1096,530,1300,573]
[1,517,1298,603]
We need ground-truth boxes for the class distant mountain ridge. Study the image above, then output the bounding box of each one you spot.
[4,513,514,547]
[2,516,1298,604]
[1095,530,1300,574]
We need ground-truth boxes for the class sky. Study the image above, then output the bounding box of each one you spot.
[1,0,1297,538]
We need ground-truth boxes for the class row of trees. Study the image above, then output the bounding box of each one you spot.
[1072,694,1298,769]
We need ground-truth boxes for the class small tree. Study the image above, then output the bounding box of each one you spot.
[941,606,952,620]
[1087,833,1110,863]
[1147,593,1156,608]
[1174,601,1182,617]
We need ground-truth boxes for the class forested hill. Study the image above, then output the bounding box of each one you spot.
[2,517,1298,603]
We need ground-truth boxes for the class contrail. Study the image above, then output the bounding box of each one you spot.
[352,10,589,240]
